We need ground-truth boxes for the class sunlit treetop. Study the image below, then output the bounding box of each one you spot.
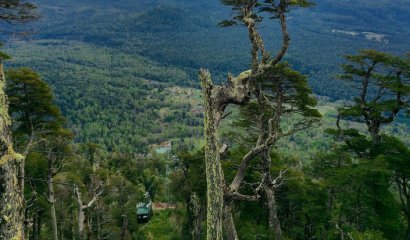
[219,0,314,26]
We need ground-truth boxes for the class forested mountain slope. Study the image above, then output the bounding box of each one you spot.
[1,1,410,239]
[5,0,410,152]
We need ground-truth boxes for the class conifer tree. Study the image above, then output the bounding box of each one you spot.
[7,68,64,194]
[325,50,410,238]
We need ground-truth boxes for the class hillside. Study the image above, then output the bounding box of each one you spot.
[1,1,410,239]
[5,0,410,152]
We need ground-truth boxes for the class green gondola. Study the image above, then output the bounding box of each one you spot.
[136,201,153,223]
[137,181,156,223]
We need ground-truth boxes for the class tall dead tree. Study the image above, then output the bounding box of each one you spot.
[74,184,103,240]
[200,1,315,239]
[45,153,61,240]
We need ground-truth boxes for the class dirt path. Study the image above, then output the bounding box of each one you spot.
[152,202,176,210]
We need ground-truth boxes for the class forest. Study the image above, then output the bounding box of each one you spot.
[0,0,410,240]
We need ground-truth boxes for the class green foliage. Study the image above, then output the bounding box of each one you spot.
[0,50,11,60]
[219,0,314,27]
[335,50,410,147]
[0,0,38,24]
[6,68,64,138]
[351,230,386,240]
[2,0,410,239]
[315,50,410,239]
[261,62,321,118]
[135,209,186,239]
[7,40,203,153]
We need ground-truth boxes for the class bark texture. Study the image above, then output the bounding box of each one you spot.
[200,70,225,240]
[0,61,24,240]
[199,2,291,238]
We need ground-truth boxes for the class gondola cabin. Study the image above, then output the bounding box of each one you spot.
[136,201,153,223]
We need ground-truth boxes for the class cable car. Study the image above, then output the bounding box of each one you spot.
[136,201,153,223]
[136,192,153,223]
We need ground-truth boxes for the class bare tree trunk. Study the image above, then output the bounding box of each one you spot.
[47,174,58,240]
[74,185,102,240]
[121,215,131,240]
[368,123,381,145]
[75,189,85,240]
[70,205,76,240]
[223,202,238,240]
[262,150,282,240]
[265,187,282,240]
[31,214,37,240]
[0,61,24,240]
[24,192,36,240]
[87,216,92,240]
[200,71,225,240]
[32,210,42,240]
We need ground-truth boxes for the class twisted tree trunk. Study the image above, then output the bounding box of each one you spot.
[199,3,291,239]
[0,61,24,240]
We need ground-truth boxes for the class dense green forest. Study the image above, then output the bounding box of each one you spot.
[0,0,409,240]
[4,0,410,152]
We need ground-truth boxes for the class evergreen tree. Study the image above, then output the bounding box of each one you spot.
[321,50,410,239]
[337,50,410,144]
[6,68,64,192]
[226,62,320,239]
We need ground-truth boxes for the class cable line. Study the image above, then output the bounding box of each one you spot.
[19,176,86,188]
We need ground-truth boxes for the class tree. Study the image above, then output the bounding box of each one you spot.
[6,68,66,238]
[337,50,410,144]
[74,184,103,240]
[170,151,207,239]
[0,2,38,238]
[324,50,410,238]
[44,129,74,240]
[199,0,313,239]
[225,62,320,239]
[375,136,410,239]
[7,67,64,197]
